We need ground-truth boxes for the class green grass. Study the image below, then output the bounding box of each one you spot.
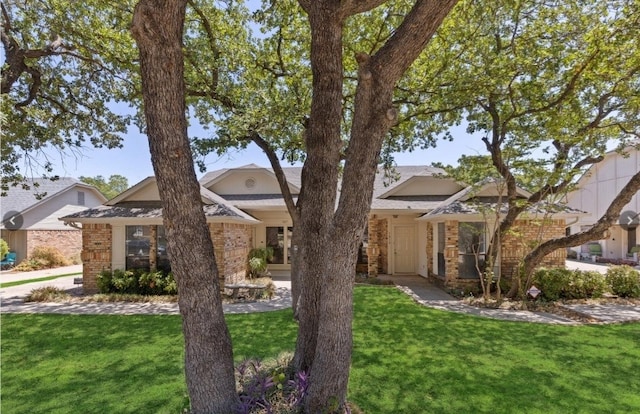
[0,273,82,288]
[2,287,639,413]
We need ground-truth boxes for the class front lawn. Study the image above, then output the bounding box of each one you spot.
[2,287,639,413]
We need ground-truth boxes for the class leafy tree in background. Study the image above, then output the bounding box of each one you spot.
[78,174,128,200]
[421,0,640,296]
[0,0,139,194]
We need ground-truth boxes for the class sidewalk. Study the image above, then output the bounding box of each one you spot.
[2,264,639,324]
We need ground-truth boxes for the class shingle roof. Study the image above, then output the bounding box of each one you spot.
[1,177,97,215]
[60,204,258,223]
[422,199,586,219]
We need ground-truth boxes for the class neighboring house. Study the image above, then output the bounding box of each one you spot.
[566,147,640,262]
[1,178,107,264]
[63,164,582,292]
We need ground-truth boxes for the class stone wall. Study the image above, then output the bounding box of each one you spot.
[210,223,253,286]
[444,220,459,286]
[26,230,82,260]
[81,224,112,293]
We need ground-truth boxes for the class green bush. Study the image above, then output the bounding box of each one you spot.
[533,268,571,301]
[564,270,607,299]
[606,265,640,298]
[534,268,608,300]
[97,269,177,295]
[0,239,9,259]
[248,247,274,279]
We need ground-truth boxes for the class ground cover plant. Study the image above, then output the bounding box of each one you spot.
[2,287,639,413]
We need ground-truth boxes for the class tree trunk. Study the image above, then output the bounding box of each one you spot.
[298,3,458,411]
[131,1,238,413]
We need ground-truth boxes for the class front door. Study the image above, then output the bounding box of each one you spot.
[394,225,416,274]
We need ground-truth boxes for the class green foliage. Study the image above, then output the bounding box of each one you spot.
[13,246,70,271]
[78,175,129,199]
[1,0,139,191]
[564,271,608,300]
[0,239,8,259]
[247,247,274,279]
[606,265,640,298]
[533,268,607,301]
[97,269,177,295]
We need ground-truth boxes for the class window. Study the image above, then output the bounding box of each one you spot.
[437,222,445,277]
[266,226,294,265]
[125,225,170,272]
[458,222,485,279]
[77,191,85,205]
[126,226,151,270]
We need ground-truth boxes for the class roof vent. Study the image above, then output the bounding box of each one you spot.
[245,177,256,189]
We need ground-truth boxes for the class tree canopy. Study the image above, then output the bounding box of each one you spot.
[78,174,128,199]
[0,0,139,192]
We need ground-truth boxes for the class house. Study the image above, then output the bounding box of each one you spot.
[1,178,107,264]
[62,164,581,292]
[60,177,259,292]
[565,147,640,262]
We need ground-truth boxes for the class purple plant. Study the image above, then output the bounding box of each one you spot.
[287,371,309,407]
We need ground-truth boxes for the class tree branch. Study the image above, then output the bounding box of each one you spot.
[250,132,300,223]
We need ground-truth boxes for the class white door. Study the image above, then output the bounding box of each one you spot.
[394,226,416,274]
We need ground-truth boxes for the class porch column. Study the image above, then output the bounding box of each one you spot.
[425,222,433,275]
[149,225,157,270]
[444,220,459,286]
[367,216,379,277]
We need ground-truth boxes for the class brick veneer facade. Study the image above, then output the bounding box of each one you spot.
[500,218,566,279]
[366,216,389,276]
[428,218,567,289]
[80,222,253,293]
[209,223,253,286]
[81,224,112,293]
[26,230,82,260]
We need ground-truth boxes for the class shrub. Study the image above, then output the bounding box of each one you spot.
[0,239,8,259]
[14,246,70,271]
[606,265,640,298]
[247,247,274,279]
[564,270,607,299]
[97,268,177,295]
[25,286,71,302]
[533,268,571,301]
[535,268,609,300]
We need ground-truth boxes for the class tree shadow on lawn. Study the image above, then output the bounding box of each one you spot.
[350,286,640,414]
[1,311,297,414]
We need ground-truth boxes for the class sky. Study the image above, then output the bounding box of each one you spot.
[37,125,487,187]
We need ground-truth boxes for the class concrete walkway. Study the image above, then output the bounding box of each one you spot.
[1,263,639,324]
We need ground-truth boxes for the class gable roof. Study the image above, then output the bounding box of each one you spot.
[61,177,258,224]
[1,177,106,216]
[199,164,302,193]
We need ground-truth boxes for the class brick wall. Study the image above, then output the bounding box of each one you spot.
[366,216,389,276]
[444,220,459,286]
[210,223,253,286]
[500,218,567,278]
[26,230,82,260]
[81,224,112,293]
